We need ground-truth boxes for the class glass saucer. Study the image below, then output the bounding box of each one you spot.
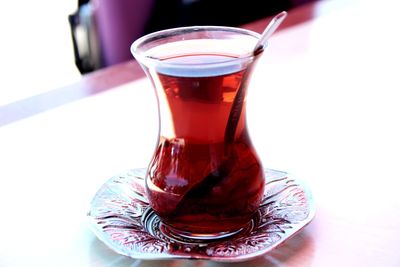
[87,168,315,262]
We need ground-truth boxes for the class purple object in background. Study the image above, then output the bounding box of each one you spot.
[93,0,154,67]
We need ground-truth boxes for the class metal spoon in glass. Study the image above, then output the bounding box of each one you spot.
[175,11,288,203]
[253,11,288,56]
[224,10,288,146]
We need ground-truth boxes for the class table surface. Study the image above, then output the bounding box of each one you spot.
[1,0,400,266]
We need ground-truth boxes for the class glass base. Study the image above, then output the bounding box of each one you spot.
[162,224,245,241]
[142,207,246,243]
[88,168,315,262]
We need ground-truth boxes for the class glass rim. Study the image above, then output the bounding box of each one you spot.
[130,26,262,68]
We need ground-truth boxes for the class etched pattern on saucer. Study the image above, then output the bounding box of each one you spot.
[88,168,315,261]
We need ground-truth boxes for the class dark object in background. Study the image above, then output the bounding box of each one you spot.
[69,1,101,74]
[93,0,155,68]
[146,0,292,33]
[69,0,306,74]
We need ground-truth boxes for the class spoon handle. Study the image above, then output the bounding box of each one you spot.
[254,11,288,55]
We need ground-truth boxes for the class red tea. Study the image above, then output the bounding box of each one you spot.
[145,53,265,236]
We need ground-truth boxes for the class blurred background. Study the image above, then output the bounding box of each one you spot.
[0,0,314,106]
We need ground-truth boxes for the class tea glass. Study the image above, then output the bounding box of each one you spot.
[131,26,265,240]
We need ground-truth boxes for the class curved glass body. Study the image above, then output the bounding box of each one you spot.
[131,26,265,239]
